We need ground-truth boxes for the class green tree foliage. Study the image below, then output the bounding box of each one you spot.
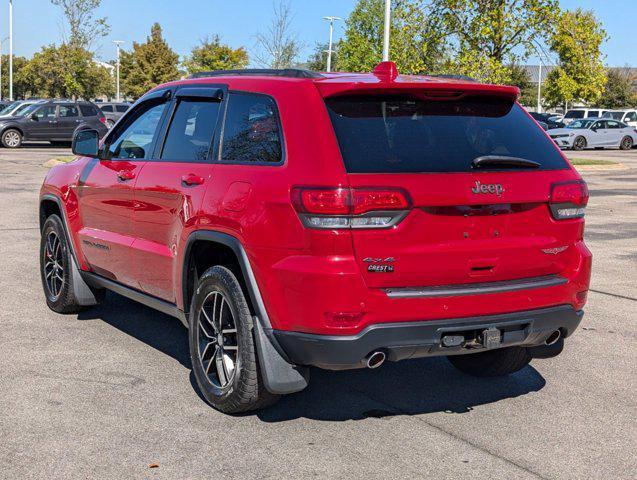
[51,0,110,50]
[338,0,448,74]
[184,36,249,74]
[120,23,180,100]
[18,44,113,99]
[544,9,607,107]
[598,69,637,109]
[306,42,338,72]
[507,63,534,105]
[0,55,29,99]
[434,0,559,83]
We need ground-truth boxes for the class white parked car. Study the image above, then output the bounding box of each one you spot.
[562,108,610,125]
[548,118,637,150]
[602,110,637,128]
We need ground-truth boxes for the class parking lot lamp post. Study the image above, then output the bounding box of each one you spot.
[9,0,13,101]
[113,40,124,102]
[322,16,341,73]
[382,0,391,61]
[537,62,542,113]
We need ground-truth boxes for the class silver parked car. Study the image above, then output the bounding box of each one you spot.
[548,118,637,150]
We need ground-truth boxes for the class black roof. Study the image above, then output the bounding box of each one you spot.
[188,68,323,79]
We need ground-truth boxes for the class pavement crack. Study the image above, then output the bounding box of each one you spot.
[590,289,637,302]
[350,386,549,480]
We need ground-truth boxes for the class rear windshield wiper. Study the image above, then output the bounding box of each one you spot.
[472,155,541,169]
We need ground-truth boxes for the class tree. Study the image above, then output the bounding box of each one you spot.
[507,63,534,106]
[184,36,249,74]
[543,9,607,108]
[433,0,559,83]
[254,1,302,68]
[338,0,448,74]
[598,69,637,109]
[18,44,113,99]
[120,23,180,100]
[306,42,338,72]
[0,55,29,99]
[51,0,110,51]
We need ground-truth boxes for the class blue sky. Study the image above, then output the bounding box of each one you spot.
[2,0,635,67]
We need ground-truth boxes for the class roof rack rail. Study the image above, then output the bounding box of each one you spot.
[188,68,323,79]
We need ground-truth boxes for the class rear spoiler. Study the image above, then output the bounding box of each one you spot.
[315,80,520,102]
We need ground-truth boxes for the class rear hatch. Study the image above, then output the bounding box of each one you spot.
[324,92,583,289]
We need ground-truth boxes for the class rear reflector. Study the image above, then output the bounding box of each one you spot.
[549,180,588,220]
[291,187,411,229]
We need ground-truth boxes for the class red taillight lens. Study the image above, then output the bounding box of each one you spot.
[549,180,589,219]
[99,117,107,124]
[291,187,411,229]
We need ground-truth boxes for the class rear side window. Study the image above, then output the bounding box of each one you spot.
[587,110,599,118]
[161,99,221,162]
[564,110,584,119]
[325,95,568,173]
[606,120,622,129]
[220,93,283,164]
[116,105,129,113]
[59,105,79,118]
[80,105,98,117]
[100,105,113,112]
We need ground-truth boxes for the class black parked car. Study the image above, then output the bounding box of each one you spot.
[529,111,565,130]
[0,100,108,148]
[98,102,130,128]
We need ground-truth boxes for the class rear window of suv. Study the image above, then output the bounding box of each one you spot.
[325,95,568,173]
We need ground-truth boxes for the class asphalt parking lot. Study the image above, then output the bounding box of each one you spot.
[1,145,635,479]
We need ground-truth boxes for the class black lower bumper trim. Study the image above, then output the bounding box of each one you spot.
[274,305,583,370]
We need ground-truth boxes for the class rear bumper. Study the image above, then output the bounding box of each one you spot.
[274,305,583,370]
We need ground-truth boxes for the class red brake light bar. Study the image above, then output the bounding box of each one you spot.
[549,180,589,220]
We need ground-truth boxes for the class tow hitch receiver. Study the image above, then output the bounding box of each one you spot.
[482,328,502,349]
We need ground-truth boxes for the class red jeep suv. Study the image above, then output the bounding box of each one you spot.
[39,63,592,413]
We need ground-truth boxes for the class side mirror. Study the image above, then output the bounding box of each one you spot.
[72,129,101,158]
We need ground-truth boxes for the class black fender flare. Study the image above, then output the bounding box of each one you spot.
[182,230,309,395]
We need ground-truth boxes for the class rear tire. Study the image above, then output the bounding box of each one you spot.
[105,119,115,129]
[2,129,22,148]
[620,136,633,150]
[572,136,587,151]
[40,215,86,314]
[189,266,279,413]
[447,347,532,377]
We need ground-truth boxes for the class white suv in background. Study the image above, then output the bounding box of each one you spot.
[563,108,610,125]
[603,110,637,128]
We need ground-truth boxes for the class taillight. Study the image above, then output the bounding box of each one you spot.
[291,187,411,229]
[99,117,107,124]
[549,180,589,220]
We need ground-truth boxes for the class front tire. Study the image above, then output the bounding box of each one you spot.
[189,266,279,413]
[40,215,85,314]
[447,347,532,377]
[620,136,633,150]
[2,129,22,148]
[572,136,587,151]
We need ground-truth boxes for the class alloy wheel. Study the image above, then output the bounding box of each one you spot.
[197,291,239,388]
[4,131,20,147]
[43,231,64,300]
[621,137,632,149]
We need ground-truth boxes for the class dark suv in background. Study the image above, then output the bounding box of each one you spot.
[0,100,108,148]
[98,102,130,128]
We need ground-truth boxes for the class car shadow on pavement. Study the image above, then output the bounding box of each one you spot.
[78,292,546,422]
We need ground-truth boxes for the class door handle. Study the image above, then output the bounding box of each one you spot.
[181,173,205,186]
[117,170,136,182]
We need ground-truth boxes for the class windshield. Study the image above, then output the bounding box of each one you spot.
[16,104,39,117]
[325,95,567,173]
[602,111,624,120]
[566,120,593,129]
[0,102,19,115]
[564,110,585,119]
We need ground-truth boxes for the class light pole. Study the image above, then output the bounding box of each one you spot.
[9,0,13,101]
[113,40,124,102]
[0,37,8,101]
[537,63,542,113]
[322,16,341,73]
[382,0,391,61]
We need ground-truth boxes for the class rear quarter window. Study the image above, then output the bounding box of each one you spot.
[80,105,99,117]
[325,95,568,173]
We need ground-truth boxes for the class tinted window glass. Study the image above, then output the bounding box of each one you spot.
[626,112,637,122]
[325,95,567,173]
[100,105,113,112]
[116,105,129,113]
[34,106,57,120]
[587,110,599,118]
[161,99,220,162]
[564,110,584,119]
[106,101,167,160]
[606,120,622,129]
[567,120,593,129]
[16,103,36,116]
[80,105,98,117]
[220,93,282,163]
[59,105,79,118]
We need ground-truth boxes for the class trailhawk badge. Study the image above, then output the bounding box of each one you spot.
[471,181,504,196]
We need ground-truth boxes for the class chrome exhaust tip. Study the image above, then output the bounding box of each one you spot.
[545,330,561,346]
[365,351,386,369]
